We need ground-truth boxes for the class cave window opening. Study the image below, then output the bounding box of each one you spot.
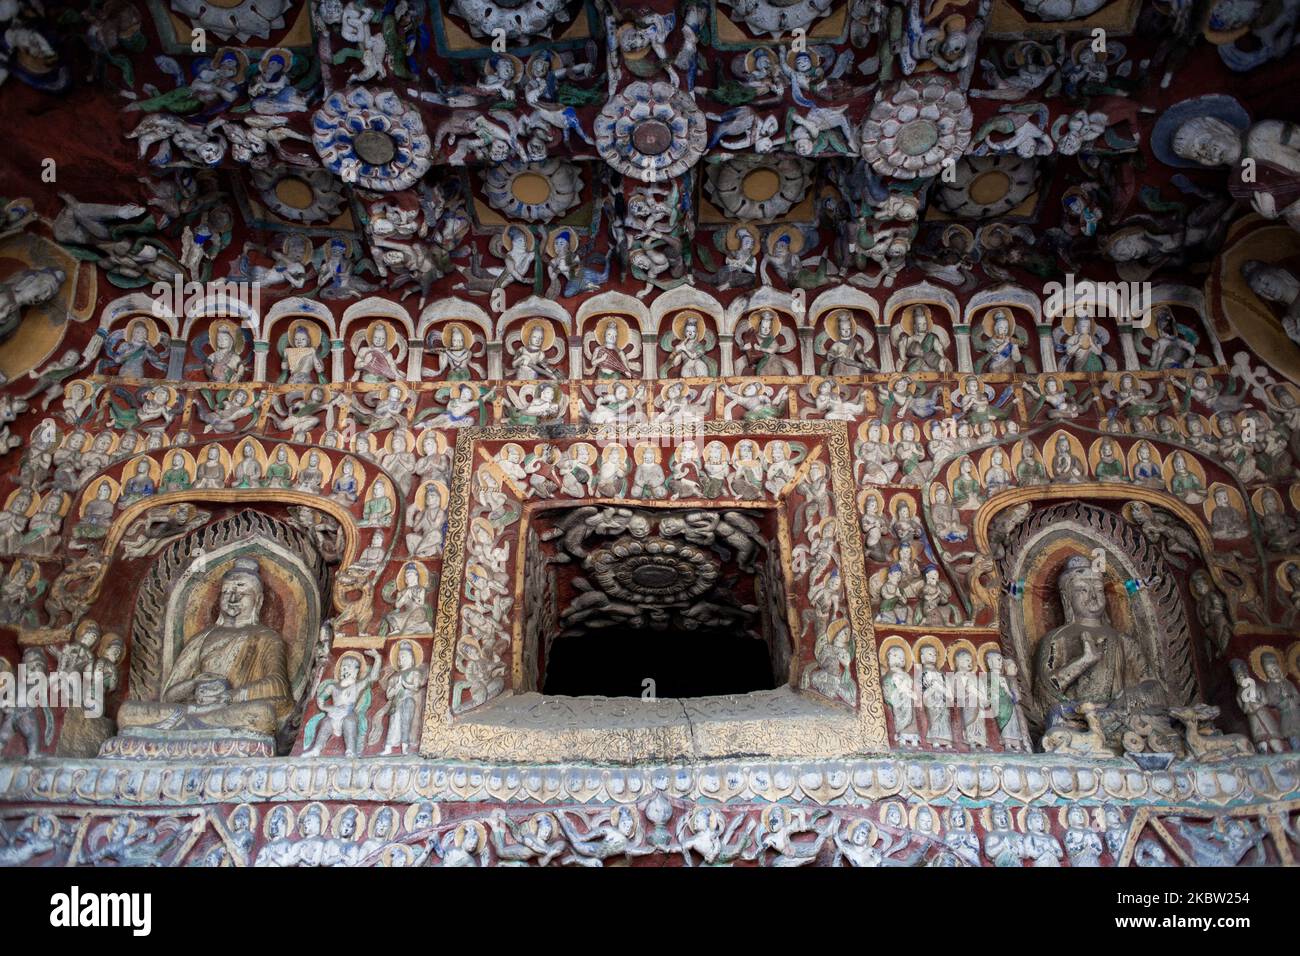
[530,506,792,699]
[541,625,779,698]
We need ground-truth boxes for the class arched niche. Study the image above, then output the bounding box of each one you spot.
[121,509,332,755]
[95,295,176,380]
[1043,284,1127,373]
[415,298,493,381]
[657,305,722,379]
[1136,285,1225,370]
[808,287,882,376]
[730,304,802,377]
[265,297,337,383]
[993,500,1198,733]
[884,283,959,373]
[501,314,569,383]
[341,298,417,382]
[965,285,1042,375]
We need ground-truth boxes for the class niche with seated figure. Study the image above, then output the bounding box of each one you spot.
[103,509,331,759]
[994,500,1199,758]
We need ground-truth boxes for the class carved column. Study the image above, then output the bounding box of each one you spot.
[165,339,186,380]
[407,339,424,381]
[252,340,269,382]
[330,341,345,382]
[568,335,583,380]
[1117,322,1141,370]
[954,324,973,372]
[876,324,895,373]
[1036,324,1057,372]
[719,334,735,376]
[640,331,658,380]
[798,327,816,376]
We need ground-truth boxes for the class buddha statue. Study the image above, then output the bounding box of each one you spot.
[114,557,294,747]
[1032,555,1165,723]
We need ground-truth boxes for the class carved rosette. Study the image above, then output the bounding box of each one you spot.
[311,88,432,192]
[704,155,814,221]
[934,155,1040,219]
[594,81,707,182]
[482,158,583,223]
[860,77,973,180]
[250,166,347,224]
[586,536,720,605]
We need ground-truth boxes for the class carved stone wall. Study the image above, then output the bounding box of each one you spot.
[0,0,1299,867]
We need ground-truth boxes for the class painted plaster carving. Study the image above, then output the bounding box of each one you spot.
[0,0,1295,872]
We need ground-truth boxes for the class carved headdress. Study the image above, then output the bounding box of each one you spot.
[224,557,264,585]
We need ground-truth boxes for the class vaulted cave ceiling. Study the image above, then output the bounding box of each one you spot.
[0,0,1295,348]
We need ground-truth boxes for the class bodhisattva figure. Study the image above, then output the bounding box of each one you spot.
[369,640,429,756]
[204,327,248,383]
[509,321,564,380]
[1032,555,1167,752]
[818,310,875,376]
[986,651,1031,752]
[882,645,920,748]
[1260,652,1300,750]
[1230,659,1283,753]
[302,650,382,758]
[115,558,295,748]
[892,306,952,373]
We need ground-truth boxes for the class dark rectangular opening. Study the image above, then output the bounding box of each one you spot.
[525,505,792,699]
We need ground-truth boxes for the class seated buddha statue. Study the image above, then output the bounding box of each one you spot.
[116,558,293,740]
[1033,554,1166,724]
